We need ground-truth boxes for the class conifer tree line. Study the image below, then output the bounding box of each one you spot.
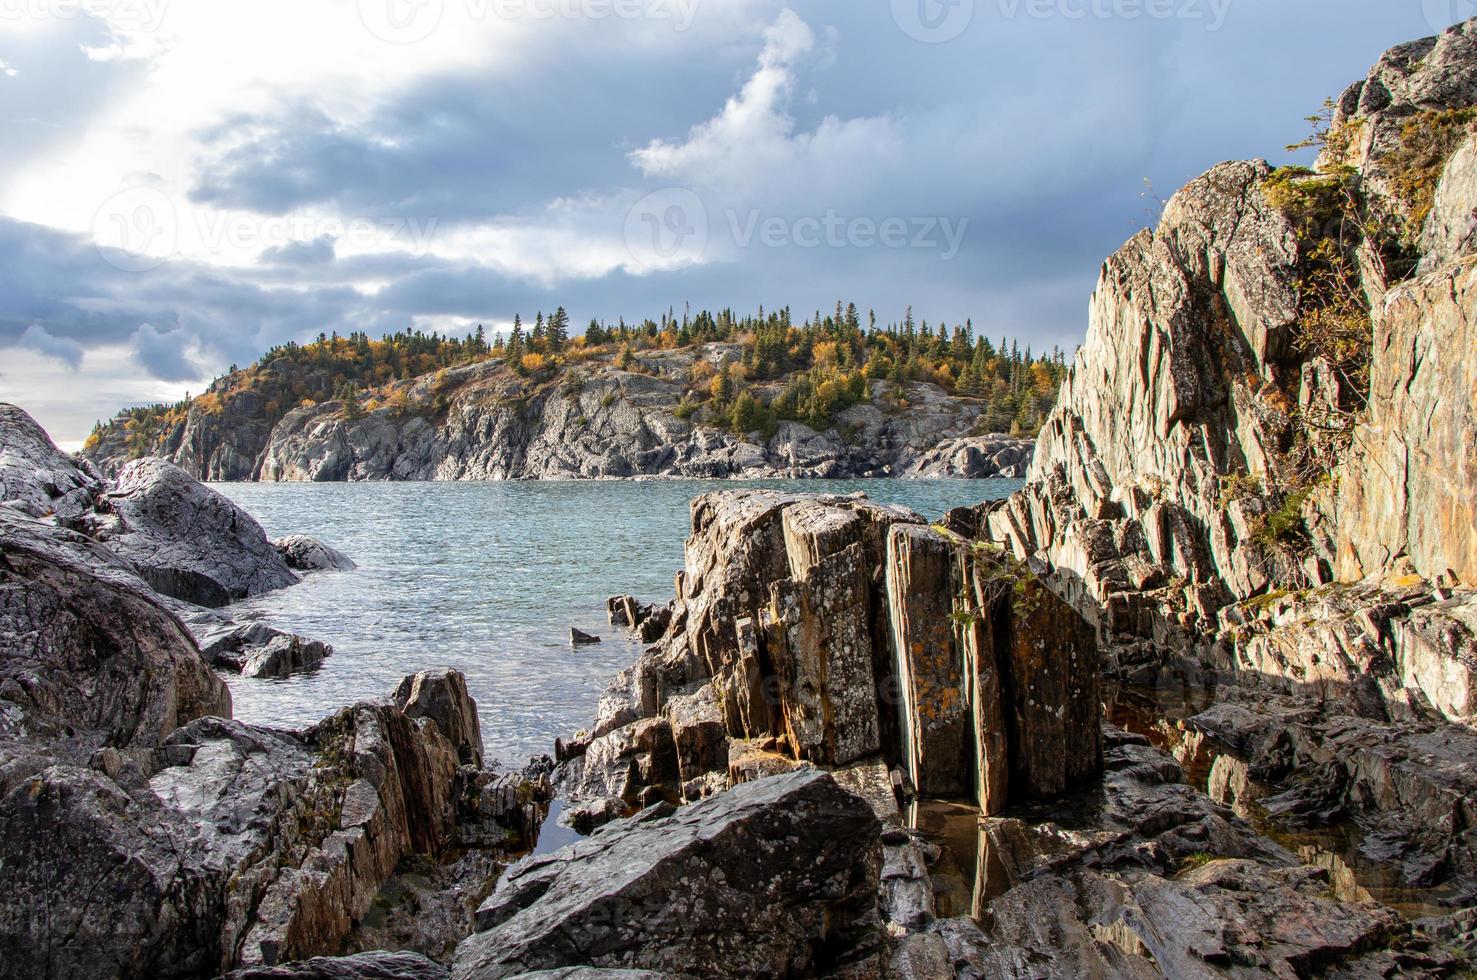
[90,301,1071,448]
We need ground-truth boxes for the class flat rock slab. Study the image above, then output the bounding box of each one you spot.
[452,770,881,980]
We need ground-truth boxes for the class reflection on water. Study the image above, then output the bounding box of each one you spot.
[906,800,987,919]
[210,478,1017,766]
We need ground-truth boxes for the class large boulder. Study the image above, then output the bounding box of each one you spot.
[0,508,230,760]
[99,458,299,606]
[452,770,882,979]
[0,402,101,520]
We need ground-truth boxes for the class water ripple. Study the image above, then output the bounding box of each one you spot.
[211,479,1020,767]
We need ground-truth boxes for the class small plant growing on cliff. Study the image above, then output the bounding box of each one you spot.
[1380,107,1477,249]
[1218,472,1263,508]
[1286,98,1364,168]
[1251,486,1313,553]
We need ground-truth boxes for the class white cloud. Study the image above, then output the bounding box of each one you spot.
[0,58,17,77]
[629,8,901,204]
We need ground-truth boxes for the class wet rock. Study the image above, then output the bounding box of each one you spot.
[394,669,486,767]
[274,534,356,572]
[199,620,334,679]
[100,458,299,606]
[224,951,450,979]
[240,633,332,678]
[452,770,882,980]
[569,628,601,646]
[887,525,971,797]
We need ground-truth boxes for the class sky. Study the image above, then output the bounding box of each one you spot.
[0,0,1468,448]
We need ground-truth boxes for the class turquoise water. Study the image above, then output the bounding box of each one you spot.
[212,479,1020,766]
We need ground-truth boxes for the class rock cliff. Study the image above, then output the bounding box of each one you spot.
[85,346,1035,483]
[979,21,1477,715]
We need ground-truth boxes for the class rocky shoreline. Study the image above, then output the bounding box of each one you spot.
[2,18,1477,980]
[84,364,1034,484]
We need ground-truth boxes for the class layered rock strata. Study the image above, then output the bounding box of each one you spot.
[558,489,1103,826]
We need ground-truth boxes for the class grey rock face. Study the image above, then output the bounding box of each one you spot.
[393,669,486,767]
[0,672,499,980]
[100,458,299,606]
[452,770,882,980]
[224,951,451,980]
[275,534,357,571]
[110,361,1031,484]
[0,402,101,519]
[0,508,230,757]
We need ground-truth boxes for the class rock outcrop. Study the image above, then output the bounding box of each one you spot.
[93,458,300,606]
[452,770,881,980]
[558,489,1102,827]
[275,534,357,572]
[979,21,1477,716]
[87,361,1033,483]
[0,507,231,765]
[0,402,102,520]
[0,403,544,980]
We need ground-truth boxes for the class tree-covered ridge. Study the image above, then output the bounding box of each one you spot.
[87,302,1070,456]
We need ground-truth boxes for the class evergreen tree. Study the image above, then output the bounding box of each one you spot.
[506,315,525,362]
[547,307,570,352]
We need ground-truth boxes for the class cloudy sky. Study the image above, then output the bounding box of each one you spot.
[0,0,1465,447]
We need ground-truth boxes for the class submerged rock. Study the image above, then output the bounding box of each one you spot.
[99,458,299,606]
[452,770,881,979]
[198,620,334,679]
[275,534,357,572]
[569,628,602,646]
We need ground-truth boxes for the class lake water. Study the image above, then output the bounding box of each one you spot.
[212,479,1020,766]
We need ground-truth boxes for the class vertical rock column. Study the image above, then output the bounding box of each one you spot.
[961,550,1102,808]
[887,525,1103,812]
[761,503,883,765]
[886,525,972,797]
